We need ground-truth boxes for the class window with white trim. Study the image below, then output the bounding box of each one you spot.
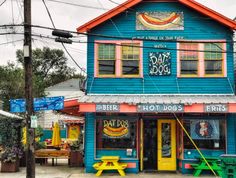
[178,42,225,77]
[95,41,142,77]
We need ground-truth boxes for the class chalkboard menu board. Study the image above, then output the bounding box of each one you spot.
[149,52,171,76]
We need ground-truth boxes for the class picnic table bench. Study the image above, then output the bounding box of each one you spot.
[93,156,127,176]
[35,149,70,166]
[190,157,222,177]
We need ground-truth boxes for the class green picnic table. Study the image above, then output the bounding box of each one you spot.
[190,157,222,177]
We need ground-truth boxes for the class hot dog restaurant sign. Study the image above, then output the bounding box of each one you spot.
[136,12,184,30]
[138,104,184,112]
[149,52,171,76]
[103,119,129,138]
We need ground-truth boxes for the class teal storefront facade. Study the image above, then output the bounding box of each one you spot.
[73,0,236,175]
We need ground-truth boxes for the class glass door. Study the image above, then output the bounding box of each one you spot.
[157,119,176,171]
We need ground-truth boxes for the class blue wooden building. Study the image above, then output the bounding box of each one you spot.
[70,0,236,174]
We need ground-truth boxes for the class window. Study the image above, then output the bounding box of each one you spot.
[204,43,223,75]
[178,42,225,77]
[183,119,226,150]
[122,44,140,76]
[95,41,142,77]
[98,44,116,75]
[179,43,198,76]
[96,119,137,149]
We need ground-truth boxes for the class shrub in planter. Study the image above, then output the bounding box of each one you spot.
[0,146,23,172]
[68,133,84,167]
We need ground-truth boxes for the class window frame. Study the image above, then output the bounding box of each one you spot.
[177,40,226,78]
[121,43,141,77]
[95,40,143,78]
[204,43,224,77]
[182,118,226,150]
[179,43,199,77]
[94,116,139,160]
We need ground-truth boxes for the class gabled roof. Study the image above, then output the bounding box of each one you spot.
[77,0,236,33]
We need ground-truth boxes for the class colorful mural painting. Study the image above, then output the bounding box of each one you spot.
[149,52,171,76]
[136,12,184,30]
[103,119,129,138]
[68,125,80,139]
[190,120,219,140]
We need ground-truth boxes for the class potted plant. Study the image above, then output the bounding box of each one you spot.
[0,116,23,172]
[68,133,84,167]
[0,146,23,172]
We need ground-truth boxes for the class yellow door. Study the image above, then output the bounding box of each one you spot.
[157,120,176,171]
[140,119,144,171]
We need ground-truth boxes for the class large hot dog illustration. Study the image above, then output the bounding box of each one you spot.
[137,12,181,30]
[103,126,128,137]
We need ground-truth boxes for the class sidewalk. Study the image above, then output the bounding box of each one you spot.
[0,161,216,178]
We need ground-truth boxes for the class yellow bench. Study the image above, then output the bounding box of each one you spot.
[93,156,127,176]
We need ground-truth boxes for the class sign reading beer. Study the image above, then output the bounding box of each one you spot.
[204,104,228,112]
[103,120,129,138]
[137,104,184,112]
[96,104,120,112]
[149,52,171,76]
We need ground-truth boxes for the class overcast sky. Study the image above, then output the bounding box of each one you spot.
[0,0,235,73]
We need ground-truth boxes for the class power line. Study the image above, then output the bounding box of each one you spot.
[107,0,121,6]
[0,39,23,46]
[42,0,86,74]
[0,0,6,7]
[32,37,87,54]
[1,24,236,44]
[97,0,123,36]
[42,0,56,28]
[0,24,235,54]
[0,30,235,54]
[46,0,109,10]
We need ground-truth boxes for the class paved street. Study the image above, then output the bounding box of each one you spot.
[0,160,216,178]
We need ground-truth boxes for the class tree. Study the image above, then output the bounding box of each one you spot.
[0,47,80,110]
[16,47,77,88]
[0,62,44,110]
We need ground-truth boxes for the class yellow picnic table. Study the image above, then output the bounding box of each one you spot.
[93,156,127,176]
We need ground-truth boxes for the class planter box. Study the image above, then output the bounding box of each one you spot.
[1,160,19,172]
[69,151,83,167]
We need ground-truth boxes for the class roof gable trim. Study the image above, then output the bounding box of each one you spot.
[77,0,142,33]
[77,0,236,33]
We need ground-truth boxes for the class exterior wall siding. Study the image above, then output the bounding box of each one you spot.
[84,113,140,173]
[227,114,236,154]
[86,2,234,94]
[84,113,96,173]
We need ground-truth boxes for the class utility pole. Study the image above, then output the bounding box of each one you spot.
[24,0,35,178]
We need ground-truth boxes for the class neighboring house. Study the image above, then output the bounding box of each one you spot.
[0,109,22,119]
[39,78,84,128]
[65,0,236,174]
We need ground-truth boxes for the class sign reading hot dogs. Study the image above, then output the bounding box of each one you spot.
[137,104,184,112]
[103,120,129,138]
